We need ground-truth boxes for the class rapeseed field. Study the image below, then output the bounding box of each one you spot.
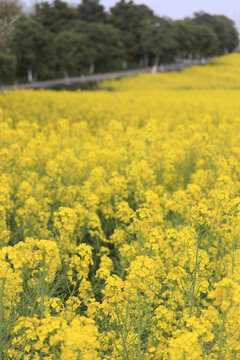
[1,54,240,359]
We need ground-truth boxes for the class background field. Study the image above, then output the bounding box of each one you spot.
[1,54,240,359]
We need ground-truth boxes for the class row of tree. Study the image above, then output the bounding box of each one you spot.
[0,0,239,84]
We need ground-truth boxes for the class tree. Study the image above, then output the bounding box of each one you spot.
[110,0,154,61]
[12,16,54,80]
[193,12,239,54]
[141,17,179,66]
[0,0,22,54]
[34,0,76,33]
[176,19,218,59]
[175,20,198,59]
[192,24,218,58]
[77,0,107,23]
[64,20,125,72]
[53,31,96,76]
[214,15,239,53]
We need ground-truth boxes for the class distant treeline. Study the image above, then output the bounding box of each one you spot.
[0,0,239,83]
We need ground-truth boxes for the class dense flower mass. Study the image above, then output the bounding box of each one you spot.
[1,54,240,359]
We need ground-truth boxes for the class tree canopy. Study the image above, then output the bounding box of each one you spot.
[12,16,53,79]
[77,0,107,23]
[141,17,179,65]
[193,12,239,54]
[110,0,154,59]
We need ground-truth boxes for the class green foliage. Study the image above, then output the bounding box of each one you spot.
[77,0,107,23]
[54,31,96,75]
[193,25,218,58]
[141,17,179,63]
[0,51,16,84]
[12,16,54,79]
[194,12,239,54]
[110,0,154,59]
[64,20,125,71]
[175,20,196,56]
[34,0,76,33]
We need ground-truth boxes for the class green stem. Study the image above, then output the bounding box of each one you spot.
[0,279,6,359]
[137,291,142,360]
[189,238,199,318]
[219,313,226,360]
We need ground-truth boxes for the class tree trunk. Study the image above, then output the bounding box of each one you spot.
[151,55,159,73]
[144,53,149,67]
[28,69,33,82]
[122,60,127,69]
[89,63,95,74]
[63,70,69,85]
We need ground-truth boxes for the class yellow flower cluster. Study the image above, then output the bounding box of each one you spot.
[1,53,240,358]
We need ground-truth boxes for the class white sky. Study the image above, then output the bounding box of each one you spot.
[22,0,240,28]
